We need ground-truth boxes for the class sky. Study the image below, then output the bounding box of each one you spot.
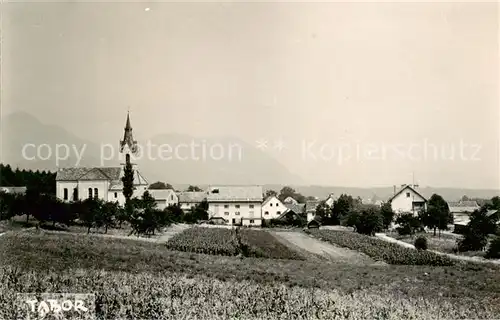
[2,1,499,189]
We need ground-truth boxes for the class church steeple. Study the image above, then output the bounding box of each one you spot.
[119,111,138,155]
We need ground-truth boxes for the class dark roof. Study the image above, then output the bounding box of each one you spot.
[307,219,321,227]
[305,201,320,212]
[284,203,306,213]
[388,185,427,203]
[447,201,480,208]
[206,186,263,202]
[56,167,121,181]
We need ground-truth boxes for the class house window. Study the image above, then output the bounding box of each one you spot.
[249,204,254,209]
[94,188,99,199]
[277,211,281,215]
[63,188,68,200]
[406,192,410,198]
[250,220,254,224]
[224,204,229,209]
[114,192,118,198]
[235,205,240,209]
[170,195,173,200]
[88,188,93,199]
[276,203,279,206]
[224,212,229,215]
[265,211,269,215]
[235,211,240,215]
[73,188,78,201]
[270,203,273,207]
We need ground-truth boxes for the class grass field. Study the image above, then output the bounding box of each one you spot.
[166,227,305,260]
[1,230,500,319]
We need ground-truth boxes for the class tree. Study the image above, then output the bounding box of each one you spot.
[348,206,383,236]
[96,201,118,233]
[331,194,355,224]
[458,207,498,252]
[421,194,452,236]
[395,213,422,236]
[186,185,202,192]
[486,236,500,259]
[122,154,135,205]
[461,195,470,201]
[165,204,184,223]
[149,181,173,190]
[129,191,166,236]
[380,202,394,230]
[264,189,278,198]
[490,196,500,210]
[79,199,103,234]
[278,186,306,203]
[314,202,330,223]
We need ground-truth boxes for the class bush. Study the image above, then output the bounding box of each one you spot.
[485,237,500,259]
[414,236,428,250]
[395,213,422,236]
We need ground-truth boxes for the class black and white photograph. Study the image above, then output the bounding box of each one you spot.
[1,1,499,319]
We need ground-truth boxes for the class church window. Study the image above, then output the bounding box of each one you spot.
[114,192,118,198]
[88,188,93,199]
[94,188,99,199]
[73,188,78,201]
[63,188,68,200]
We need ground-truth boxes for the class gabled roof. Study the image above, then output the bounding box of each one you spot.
[56,167,121,181]
[206,185,263,202]
[305,201,320,212]
[262,195,282,207]
[388,185,427,203]
[149,189,177,201]
[447,201,480,208]
[177,191,206,203]
[78,168,111,181]
[284,203,306,214]
[283,196,298,204]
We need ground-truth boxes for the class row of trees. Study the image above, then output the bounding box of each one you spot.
[0,164,55,194]
[264,186,315,204]
[0,189,208,235]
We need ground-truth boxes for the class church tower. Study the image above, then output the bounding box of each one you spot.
[119,111,138,158]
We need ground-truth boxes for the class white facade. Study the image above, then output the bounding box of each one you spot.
[261,196,286,220]
[149,189,179,210]
[389,185,427,215]
[242,218,262,227]
[324,194,336,207]
[177,191,206,212]
[307,212,315,222]
[209,201,262,225]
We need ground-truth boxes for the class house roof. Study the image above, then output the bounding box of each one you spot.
[0,186,27,194]
[447,200,479,208]
[307,219,321,227]
[305,201,320,212]
[283,196,298,203]
[206,186,263,202]
[56,167,148,187]
[177,191,206,203]
[262,195,281,207]
[284,203,306,214]
[149,189,177,201]
[388,185,427,203]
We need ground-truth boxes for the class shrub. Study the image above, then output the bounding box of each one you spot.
[395,213,422,236]
[414,236,428,251]
[485,237,500,259]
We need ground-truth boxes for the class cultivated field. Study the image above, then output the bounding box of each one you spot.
[166,227,304,260]
[272,231,376,265]
[1,229,500,319]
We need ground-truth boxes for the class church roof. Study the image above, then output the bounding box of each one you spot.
[56,166,148,187]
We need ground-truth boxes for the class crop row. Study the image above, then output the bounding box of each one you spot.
[166,227,304,260]
[305,230,456,266]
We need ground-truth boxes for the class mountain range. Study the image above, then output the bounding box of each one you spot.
[1,112,498,201]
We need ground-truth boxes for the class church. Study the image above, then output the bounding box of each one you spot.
[56,112,149,206]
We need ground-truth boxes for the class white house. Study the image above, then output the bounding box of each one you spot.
[0,186,27,195]
[324,193,336,207]
[388,184,427,215]
[261,195,287,220]
[177,191,206,212]
[207,185,263,226]
[305,201,320,222]
[56,166,149,205]
[149,189,178,210]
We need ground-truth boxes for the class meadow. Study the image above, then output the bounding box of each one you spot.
[1,229,500,319]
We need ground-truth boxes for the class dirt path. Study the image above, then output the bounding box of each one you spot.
[272,231,377,265]
[157,224,191,243]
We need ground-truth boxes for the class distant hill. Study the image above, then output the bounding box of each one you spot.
[1,112,305,185]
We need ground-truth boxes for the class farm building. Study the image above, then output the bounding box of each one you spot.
[305,201,320,222]
[206,185,263,226]
[177,191,206,212]
[261,195,286,220]
[307,219,321,229]
[149,189,179,210]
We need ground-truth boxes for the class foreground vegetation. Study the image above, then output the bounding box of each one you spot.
[1,231,500,319]
[306,229,456,266]
[166,227,304,260]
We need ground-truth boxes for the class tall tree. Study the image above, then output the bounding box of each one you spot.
[380,202,394,230]
[331,194,355,224]
[278,186,306,203]
[186,185,202,192]
[421,194,452,236]
[264,189,278,198]
[122,154,135,206]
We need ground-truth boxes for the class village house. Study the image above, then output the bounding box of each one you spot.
[206,185,263,226]
[283,196,298,205]
[55,112,149,205]
[324,193,336,207]
[447,200,480,232]
[261,195,286,220]
[177,191,206,212]
[0,186,27,195]
[305,200,320,222]
[149,189,178,210]
[388,184,427,215]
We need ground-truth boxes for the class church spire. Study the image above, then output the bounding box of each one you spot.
[120,111,138,154]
